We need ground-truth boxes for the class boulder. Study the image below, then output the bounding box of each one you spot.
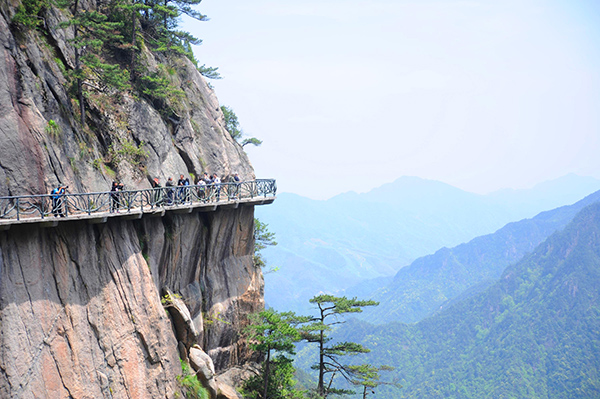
[217,381,243,399]
[217,363,261,390]
[164,287,199,350]
[189,345,218,399]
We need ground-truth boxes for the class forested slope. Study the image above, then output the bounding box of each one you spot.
[335,201,600,398]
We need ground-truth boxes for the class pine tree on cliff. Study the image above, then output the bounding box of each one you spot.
[60,1,129,124]
[221,105,263,148]
[243,309,308,399]
[302,295,379,398]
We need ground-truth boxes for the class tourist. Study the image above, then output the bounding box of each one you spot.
[110,181,124,212]
[165,177,175,205]
[151,177,162,205]
[197,177,206,202]
[213,173,221,201]
[51,185,68,217]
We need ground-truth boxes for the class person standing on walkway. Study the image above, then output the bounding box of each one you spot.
[51,185,68,217]
[197,178,206,202]
[213,173,221,201]
[165,177,175,205]
[232,172,241,199]
[110,181,124,213]
[151,177,162,206]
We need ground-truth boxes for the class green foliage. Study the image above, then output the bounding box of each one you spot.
[198,64,221,80]
[221,105,241,140]
[243,357,306,399]
[60,7,131,93]
[46,0,213,125]
[108,138,148,168]
[83,54,131,91]
[139,68,184,103]
[347,364,398,398]
[12,0,48,29]
[45,119,61,137]
[302,295,379,398]
[254,218,277,270]
[242,137,263,148]
[221,105,262,147]
[161,292,183,307]
[92,158,103,170]
[323,202,600,398]
[178,359,209,399]
[243,309,309,399]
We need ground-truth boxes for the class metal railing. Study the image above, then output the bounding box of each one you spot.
[0,179,276,221]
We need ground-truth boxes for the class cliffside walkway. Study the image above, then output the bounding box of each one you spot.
[0,179,276,230]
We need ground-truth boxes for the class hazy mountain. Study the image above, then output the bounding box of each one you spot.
[257,175,600,313]
[330,200,600,398]
[358,189,600,324]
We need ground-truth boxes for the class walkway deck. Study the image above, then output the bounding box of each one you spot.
[0,179,276,230]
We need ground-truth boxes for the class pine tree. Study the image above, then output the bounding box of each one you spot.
[302,295,379,398]
[243,309,308,399]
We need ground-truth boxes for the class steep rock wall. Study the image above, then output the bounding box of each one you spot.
[0,0,265,397]
[0,1,253,197]
[0,220,179,397]
[0,207,263,397]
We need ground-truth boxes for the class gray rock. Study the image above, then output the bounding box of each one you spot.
[218,363,261,390]
[217,381,244,399]
[0,0,266,396]
[163,287,200,350]
[189,345,218,399]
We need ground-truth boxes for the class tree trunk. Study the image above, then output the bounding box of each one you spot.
[262,347,271,399]
[318,327,325,395]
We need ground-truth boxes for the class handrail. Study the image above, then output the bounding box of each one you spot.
[0,179,276,221]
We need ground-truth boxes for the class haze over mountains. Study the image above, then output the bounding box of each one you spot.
[358,189,600,324]
[257,174,600,313]
[329,200,600,398]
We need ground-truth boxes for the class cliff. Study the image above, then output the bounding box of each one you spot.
[0,0,264,397]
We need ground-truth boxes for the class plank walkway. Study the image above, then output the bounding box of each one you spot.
[0,179,276,231]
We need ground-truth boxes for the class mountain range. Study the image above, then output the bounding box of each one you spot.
[257,174,600,313]
[329,199,600,398]
[356,189,600,324]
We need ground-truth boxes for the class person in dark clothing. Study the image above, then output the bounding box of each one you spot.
[183,176,190,202]
[110,181,124,212]
[177,174,190,203]
[151,177,162,205]
[203,172,213,201]
[231,172,241,199]
[165,177,175,205]
[177,174,185,203]
[51,185,68,217]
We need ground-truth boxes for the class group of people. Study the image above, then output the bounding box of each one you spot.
[48,172,242,217]
[150,172,241,205]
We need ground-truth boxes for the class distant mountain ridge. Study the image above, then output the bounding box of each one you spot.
[358,188,600,324]
[257,174,600,313]
[331,199,600,398]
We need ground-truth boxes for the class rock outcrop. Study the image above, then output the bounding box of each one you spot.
[0,0,266,397]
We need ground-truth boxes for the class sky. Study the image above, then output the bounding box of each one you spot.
[183,0,600,200]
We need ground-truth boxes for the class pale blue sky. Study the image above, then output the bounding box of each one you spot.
[183,0,600,199]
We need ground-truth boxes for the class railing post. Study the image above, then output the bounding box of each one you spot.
[87,194,91,215]
[16,197,20,220]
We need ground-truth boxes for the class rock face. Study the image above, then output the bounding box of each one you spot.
[0,1,254,198]
[0,0,265,397]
